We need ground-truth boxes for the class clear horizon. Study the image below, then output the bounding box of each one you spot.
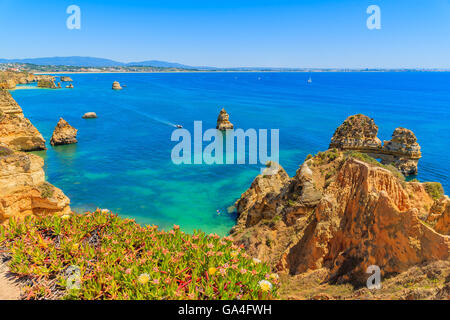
[1,0,449,69]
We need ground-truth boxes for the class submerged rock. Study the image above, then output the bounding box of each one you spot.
[50,118,78,146]
[216,108,234,130]
[112,81,122,90]
[82,112,97,119]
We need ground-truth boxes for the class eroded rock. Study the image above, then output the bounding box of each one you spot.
[216,108,234,130]
[50,118,78,146]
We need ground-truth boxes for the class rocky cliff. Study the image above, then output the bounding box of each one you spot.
[0,145,71,224]
[232,148,449,288]
[0,71,36,89]
[330,114,421,175]
[0,90,46,151]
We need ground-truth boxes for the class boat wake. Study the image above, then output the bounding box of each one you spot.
[118,104,178,128]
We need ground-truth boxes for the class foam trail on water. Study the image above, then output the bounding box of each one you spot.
[119,104,176,127]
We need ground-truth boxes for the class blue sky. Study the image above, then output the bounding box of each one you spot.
[0,0,449,68]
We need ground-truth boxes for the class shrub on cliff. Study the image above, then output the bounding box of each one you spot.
[0,210,278,300]
[424,182,444,200]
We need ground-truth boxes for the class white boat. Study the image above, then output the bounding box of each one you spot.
[307,77,312,84]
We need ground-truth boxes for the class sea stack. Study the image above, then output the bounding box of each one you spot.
[82,112,97,119]
[60,76,73,82]
[112,81,122,90]
[50,118,78,146]
[37,79,57,89]
[216,108,234,130]
[329,114,421,175]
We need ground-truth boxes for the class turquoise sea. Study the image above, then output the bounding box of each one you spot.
[10,72,450,235]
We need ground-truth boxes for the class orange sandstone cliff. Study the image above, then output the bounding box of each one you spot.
[231,115,449,298]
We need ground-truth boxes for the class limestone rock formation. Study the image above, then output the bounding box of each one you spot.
[233,162,290,230]
[112,81,122,90]
[0,71,36,89]
[0,146,71,224]
[60,76,73,82]
[330,114,381,150]
[216,108,234,130]
[329,114,421,175]
[0,90,46,151]
[427,197,450,236]
[82,112,97,119]
[382,127,422,175]
[37,79,57,89]
[50,118,78,146]
[231,149,449,286]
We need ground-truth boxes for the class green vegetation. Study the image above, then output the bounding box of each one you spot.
[310,149,340,166]
[0,211,279,300]
[423,182,444,200]
[38,182,54,198]
[344,151,405,181]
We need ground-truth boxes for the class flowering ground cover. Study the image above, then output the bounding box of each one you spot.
[0,210,279,300]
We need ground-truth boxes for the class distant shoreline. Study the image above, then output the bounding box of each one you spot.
[34,70,450,75]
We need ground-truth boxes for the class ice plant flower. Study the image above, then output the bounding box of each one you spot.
[152,279,160,285]
[208,267,217,275]
[137,273,150,285]
[230,251,239,258]
[61,214,71,220]
[258,280,273,292]
[269,273,279,280]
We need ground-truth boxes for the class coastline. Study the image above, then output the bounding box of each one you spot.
[33,70,450,75]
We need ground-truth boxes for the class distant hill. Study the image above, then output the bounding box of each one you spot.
[0,56,204,69]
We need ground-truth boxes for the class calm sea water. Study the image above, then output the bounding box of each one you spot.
[10,72,450,235]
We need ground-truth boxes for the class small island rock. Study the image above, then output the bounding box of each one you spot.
[82,112,97,119]
[50,118,78,146]
[60,76,73,82]
[112,81,122,90]
[216,108,234,130]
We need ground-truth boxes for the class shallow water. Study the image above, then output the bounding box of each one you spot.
[10,72,450,235]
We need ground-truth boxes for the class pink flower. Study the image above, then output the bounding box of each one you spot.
[251,270,258,275]
[207,243,214,249]
[125,268,132,274]
[173,225,180,230]
[240,268,247,274]
[152,279,160,285]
